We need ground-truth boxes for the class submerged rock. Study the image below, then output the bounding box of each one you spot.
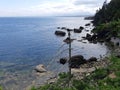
[61,27,67,30]
[57,27,61,29]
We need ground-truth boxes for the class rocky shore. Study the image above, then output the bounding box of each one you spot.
[28,46,120,89]
[72,57,110,80]
[28,22,120,89]
[71,37,120,82]
[28,56,111,90]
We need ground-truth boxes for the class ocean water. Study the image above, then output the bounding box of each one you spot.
[0,17,108,74]
[0,17,110,90]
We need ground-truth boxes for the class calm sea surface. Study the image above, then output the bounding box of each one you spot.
[0,17,108,74]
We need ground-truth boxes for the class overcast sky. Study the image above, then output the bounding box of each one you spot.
[0,0,111,17]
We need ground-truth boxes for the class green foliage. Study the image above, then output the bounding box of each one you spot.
[109,56,120,70]
[97,56,120,89]
[72,80,88,90]
[91,68,108,80]
[0,86,2,90]
[31,86,37,90]
[93,20,120,38]
[31,84,51,90]
[30,84,77,90]
[105,77,120,87]
[31,56,120,90]
[40,85,62,90]
[93,0,120,39]
[58,72,69,79]
[94,0,120,25]
[58,72,73,80]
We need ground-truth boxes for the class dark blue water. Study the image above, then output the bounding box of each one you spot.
[0,17,108,73]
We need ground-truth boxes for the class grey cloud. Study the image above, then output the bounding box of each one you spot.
[58,11,92,16]
[73,0,105,6]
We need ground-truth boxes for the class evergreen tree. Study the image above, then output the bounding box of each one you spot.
[93,0,120,25]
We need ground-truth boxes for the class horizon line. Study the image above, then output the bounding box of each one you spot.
[0,15,94,18]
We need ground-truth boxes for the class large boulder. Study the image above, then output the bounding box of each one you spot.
[74,28,82,33]
[91,34,97,40]
[116,42,119,46]
[86,33,92,41]
[85,23,91,26]
[55,31,66,36]
[70,55,86,68]
[86,34,97,42]
[79,26,84,30]
[59,58,67,65]
[63,37,75,44]
[35,64,47,73]
[88,57,97,62]
[86,33,91,38]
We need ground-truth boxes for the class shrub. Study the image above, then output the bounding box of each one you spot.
[58,72,73,79]
[0,86,2,90]
[92,68,108,80]
[92,20,120,38]
[72,80,88,90]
